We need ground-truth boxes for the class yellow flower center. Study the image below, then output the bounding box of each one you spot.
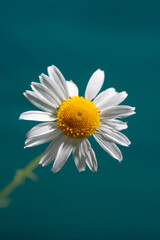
[56,96,100,139]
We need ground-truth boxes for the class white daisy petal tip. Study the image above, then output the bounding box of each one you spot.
[39,158,45,166]
[122,91,128,96]
[97,68,104,75]
[19,114,23,120]
[120,91,128,102]
[79,168,86,172]
[96,69,105,78]
[41,163,45,167]
[123,123,128,130]
[92,167,97,173]
[30,82,38,88]
[39,73,43,79]
[116,150,123,162]
[39,161,46,167]
[66,80,79,97]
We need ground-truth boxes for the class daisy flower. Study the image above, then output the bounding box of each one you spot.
[20,65,135,173]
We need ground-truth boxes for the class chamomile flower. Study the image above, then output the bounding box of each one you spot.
[20,65,135,173]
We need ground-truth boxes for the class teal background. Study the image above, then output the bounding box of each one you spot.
[0,0,160,239]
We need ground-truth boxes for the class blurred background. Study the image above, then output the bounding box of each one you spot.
[0,0,160,239]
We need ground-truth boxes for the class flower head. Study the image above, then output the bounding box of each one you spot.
[20,65,135,173]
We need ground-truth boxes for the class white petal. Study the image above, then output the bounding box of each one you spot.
[82,140,97,172]
[19,111,56,122]
[85,140,97,172]
[66,81,79,97]
[85,69,104,100]
[31,82,59,107]
[100,106,136,119]
[26,122,57,138]
[24,91,56,113]
[47,65,69,98]
[100,119,128,130]
[73,141,86,172]
[98,91,128,111]
[51,138,73,173]
[39,74,64,103]
[98,126,131,146]
[39,135,67,166]
[94,132,122,161]
[25,127,61,148]
[81,140,92,170]
[93,88,116,107]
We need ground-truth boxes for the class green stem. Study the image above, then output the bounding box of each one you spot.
[0,154,42,208]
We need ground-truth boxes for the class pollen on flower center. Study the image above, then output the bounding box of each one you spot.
[56,96,100,139]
